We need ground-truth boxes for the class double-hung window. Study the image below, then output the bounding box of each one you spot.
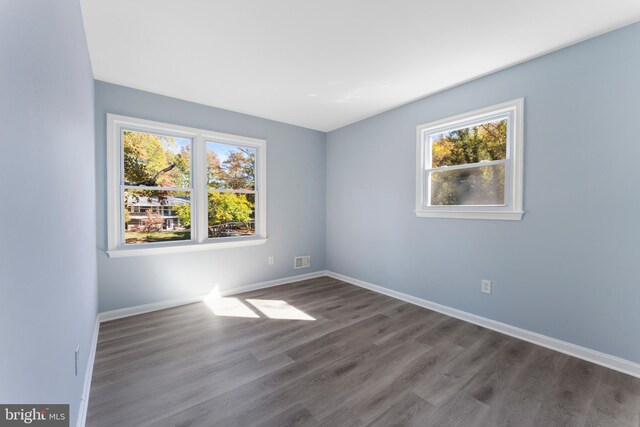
[416,98,524,220]
[107,114,266,257]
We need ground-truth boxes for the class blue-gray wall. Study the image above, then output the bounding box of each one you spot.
[95,81,326,312]
[326,23,640,363]
[0,1,98,425]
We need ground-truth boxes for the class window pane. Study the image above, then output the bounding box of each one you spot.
[208,192,255,238]
[430,118,507,168]
[123,130,191,187]
[430,164,505,206]
[207,141,255,190]
[124,189,191,244]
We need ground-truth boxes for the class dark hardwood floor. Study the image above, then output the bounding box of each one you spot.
[86,277,640,426]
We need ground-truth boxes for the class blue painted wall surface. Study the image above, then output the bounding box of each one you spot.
[0,1,98,425]
[95,81,326,312]
[326,23,640,362]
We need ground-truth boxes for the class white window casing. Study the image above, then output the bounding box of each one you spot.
[415,98,524,220]
[106,114,267,257]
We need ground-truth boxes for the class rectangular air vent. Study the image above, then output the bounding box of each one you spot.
[294,255,311,269]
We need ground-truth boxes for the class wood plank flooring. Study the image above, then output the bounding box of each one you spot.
[86,277,640,426]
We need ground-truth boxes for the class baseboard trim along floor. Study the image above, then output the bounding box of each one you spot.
[77,318,99,427]
[97,270,327,323]
[325,271,640,379]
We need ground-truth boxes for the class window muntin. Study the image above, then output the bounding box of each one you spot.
[107,114,267,255]
[416,99,523,220]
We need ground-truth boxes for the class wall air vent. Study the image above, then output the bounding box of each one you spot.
[294,255,311,269]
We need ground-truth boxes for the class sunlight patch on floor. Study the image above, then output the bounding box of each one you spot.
[246,299,315,321]
[203,286,315,320]
[204,296,259,318]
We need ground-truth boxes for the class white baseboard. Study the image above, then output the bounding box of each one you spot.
[326,271,640,378]
[77,318,99,427]
[218,270,329,297]
[97,270,328,323]
[98,295,207,323]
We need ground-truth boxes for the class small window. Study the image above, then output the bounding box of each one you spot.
[107,114,267,257]
[416,99,524,220]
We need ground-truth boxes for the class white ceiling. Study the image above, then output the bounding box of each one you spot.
[80,1,640,132]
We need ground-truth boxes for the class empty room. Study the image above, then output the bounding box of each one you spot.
[2,1,640,426]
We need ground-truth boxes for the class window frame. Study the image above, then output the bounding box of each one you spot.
[106,114,267,257]
[415,98,524,220]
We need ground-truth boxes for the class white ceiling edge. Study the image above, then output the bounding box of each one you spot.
[326,18,640,132]
[80,1,640,132]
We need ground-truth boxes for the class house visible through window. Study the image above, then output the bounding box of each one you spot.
[123,129,192,244]
[416,98,524,220]
[107,114,267,256]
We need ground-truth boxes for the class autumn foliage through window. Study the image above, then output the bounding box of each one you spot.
[123,130,192,244]
[429,119,507,206]
[206,142,256,238]
[416,99,524,220]
[121,131,258,244]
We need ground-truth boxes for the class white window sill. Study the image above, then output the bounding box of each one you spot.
[106,237,268,258]
[415,210,524,221]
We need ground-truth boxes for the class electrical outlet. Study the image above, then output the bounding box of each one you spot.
[268,256,275,265]
[74,346,80,376]
[481,280,492,294]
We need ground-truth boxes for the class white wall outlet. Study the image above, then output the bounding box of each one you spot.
[268,256,275,265]
[481,280,492,294]
[74,346,80,376]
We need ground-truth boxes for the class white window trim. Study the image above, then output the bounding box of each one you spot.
[415,98,524,220]
[106,114,267,257]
